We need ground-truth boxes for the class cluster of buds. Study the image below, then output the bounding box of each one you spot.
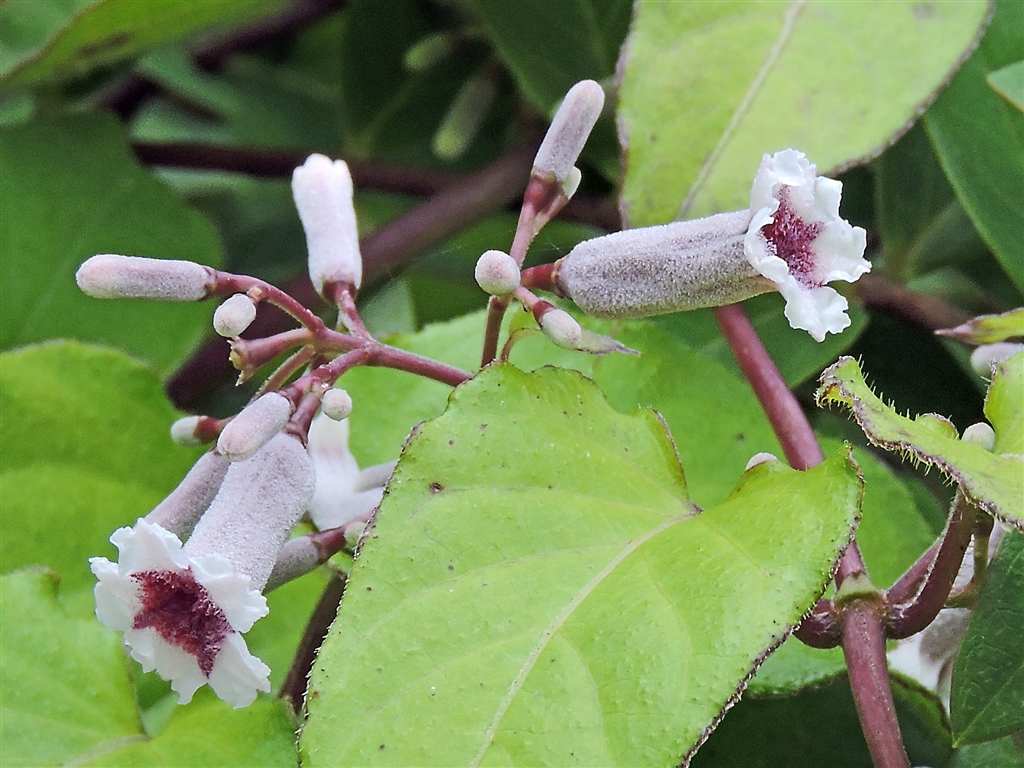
[77,153,403,707]
[474,82,870,354]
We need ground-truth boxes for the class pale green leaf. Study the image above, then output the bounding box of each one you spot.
[618,0,990,226]
[817,356,1024,528]
[0,570,143,767]
[0,114,221,374]
[938,307,1024,345]
[301,365,861,766]
[82,689,298,767]
[985,351,1024,455]
[988,60,1024,111]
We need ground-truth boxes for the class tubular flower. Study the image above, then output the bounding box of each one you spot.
[554,150,869,341]
[306,411,393,532]
[90,433,315,708]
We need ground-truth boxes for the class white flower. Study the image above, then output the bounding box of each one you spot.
[744,150,869,342]
[91,433,316,709]
[91,520,270,708]
[307,412,392,531]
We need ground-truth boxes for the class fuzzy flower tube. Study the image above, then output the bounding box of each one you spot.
[553,150,869,341]
[90,433,315,708]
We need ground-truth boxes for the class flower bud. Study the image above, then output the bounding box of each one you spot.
[539,308,583,349]
[474,250,521,295]
[264,536,320,593]
[170,416,204,447]
[292,154,362,295]
[76,254,214,301]
[533,80,605,183]
[970,342,1024,377]
[213,294,257,337]
[745,452,780,470]
[145,451,230,539]
[321,388,353,421]
[217,392,293,462]
[961,422,996,451]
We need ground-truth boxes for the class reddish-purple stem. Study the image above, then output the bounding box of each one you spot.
[843,599,911,768]
[885,493,976,639]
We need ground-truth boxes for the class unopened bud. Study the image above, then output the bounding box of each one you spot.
[961,422,996,451]
[76,254,213,301]
[970,342,1024,377]
[292,154,362,295]
[145,451,230,539]
[475,250,520,295]
[213,294,257,337]
[555,210,767,319]
[264,536,320,593]
[539,308,583,349]
[745,452,779,470]
[170,416,202,446]
[217,392,293,462]
[533,80,605,183]
[321,388,353,421]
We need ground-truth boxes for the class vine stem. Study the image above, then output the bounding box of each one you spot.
[713,302,907,768]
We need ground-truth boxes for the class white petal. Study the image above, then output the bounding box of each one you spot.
[123,627,207,705]
[110,520,188,574]
[91,558,139,631]
[777,279,851,342]
[310,487,384,530]
[189,553,268,634]
[207,633,272,709]
[307,412,361,526]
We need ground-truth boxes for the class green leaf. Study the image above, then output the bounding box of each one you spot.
[81,689,298,767]
[301,366,861,766]
[951,530,1024,746]
[817,356,1024,529]
[0,342,201,605]
[0,570,142,767]
[988,60,1024,111]
[925,0,1024,292]
[618,0,991,226]
[986,351,1024,455]
[0,0,288,88]
[939,307,1024,345]
[0,114,221,374]
[469,0,632,112]
[949,735,1024,768]
[652,292,868,388]
[692,676,952,768]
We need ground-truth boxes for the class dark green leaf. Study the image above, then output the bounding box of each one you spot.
[925,0,1024,292]
[951,530,1024,746]
[0,114,221,374]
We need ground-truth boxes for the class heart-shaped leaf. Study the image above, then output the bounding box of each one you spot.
[301,365,861,766]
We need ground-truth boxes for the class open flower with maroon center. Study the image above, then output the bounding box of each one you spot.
[91,432,315,709]
[92,521,270,708]
[553,149,869,342]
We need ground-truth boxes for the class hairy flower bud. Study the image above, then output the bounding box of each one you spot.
[539,308,583,349]
[970,342,1024,377]
[745,452,779,470]
[474,250,521,295]
[217,392,293,462]
[292,154,362,295]
[533,80,605,184]
[76,254,214,301]
[145,451,230,539]
[321,388,353,421]
[213,294,258,337]
[170,416,204,447]
[961,422,996,451]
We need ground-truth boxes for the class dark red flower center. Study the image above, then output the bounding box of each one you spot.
[132,569,230,677]
[759,189,824,288]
